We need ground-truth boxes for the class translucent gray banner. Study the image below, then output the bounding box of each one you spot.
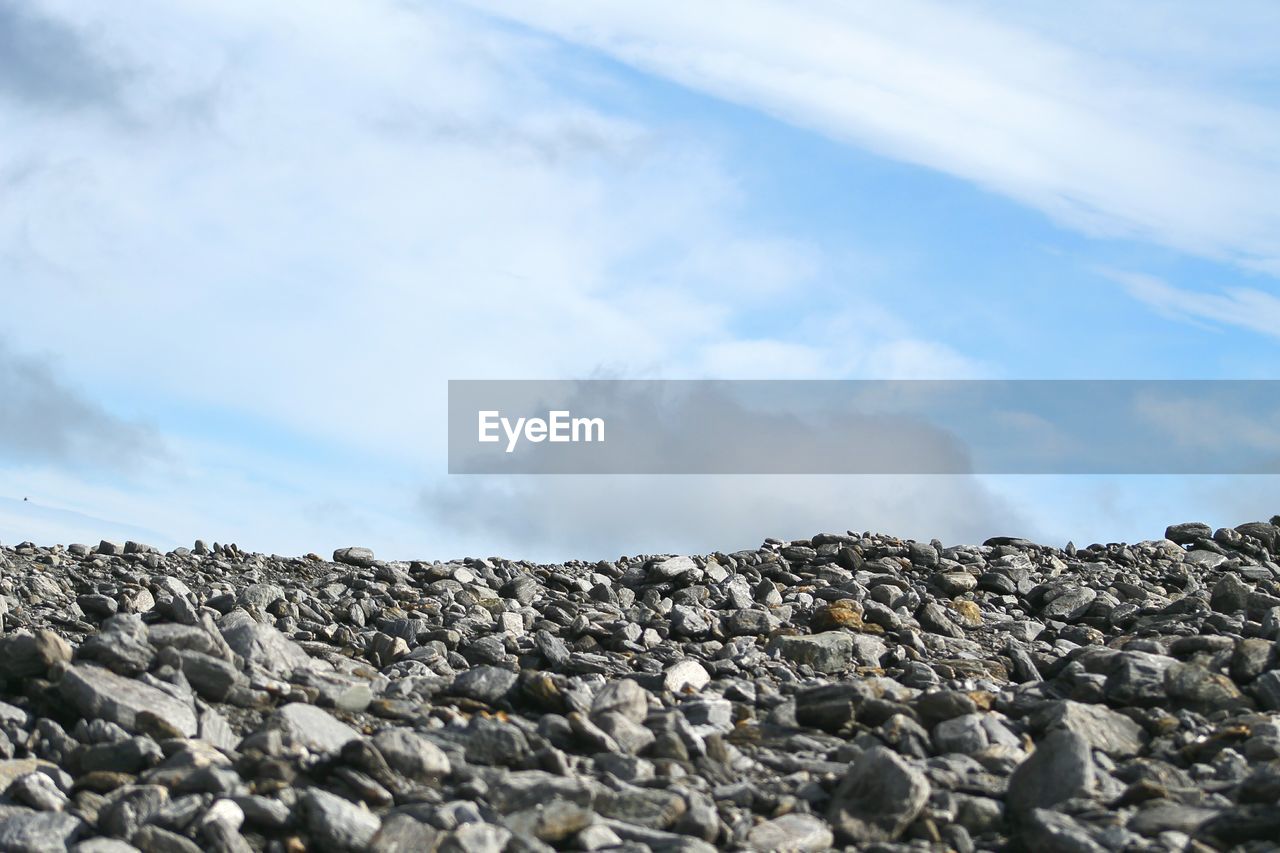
[447,380,1280,474]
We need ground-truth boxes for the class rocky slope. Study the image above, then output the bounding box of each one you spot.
[0,519,1279,852]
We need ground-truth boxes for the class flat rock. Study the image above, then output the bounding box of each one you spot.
[264,703,361,754]
[59,664,197,738]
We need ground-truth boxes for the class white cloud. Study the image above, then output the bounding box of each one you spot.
[0,0,989,555]
[1109,270,1280,338]
[462,0,1280,274]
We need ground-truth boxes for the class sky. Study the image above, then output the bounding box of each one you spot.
[1,0,1278,560]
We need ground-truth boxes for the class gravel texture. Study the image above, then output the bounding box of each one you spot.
[0,519,1279,851]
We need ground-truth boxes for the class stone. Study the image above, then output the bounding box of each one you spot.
[176,651,243,702]
[501,800,593,843]
[1164,661,1251,713]
[933,571,978,596]
[75,615,155,676]
[768,632,860,673]
[1022,809,1106,853]
[810,601,866,632]
[59,665,197,738]
[1041,587,1097,621]
[1211,574,1252,613]
[0,631,73,680]
[218,611,311,677]
[299,788,381,851]
[1007,729,1096,819]
[449,666,516,704]
[826,746,930,843]
[917,601,966,638]
[649,556,698,581]
[1032,700,1147,758]
[0,811,83,851]
[933,713,990,755]
[369,814,439,853]
[8,772,68,812]
[590,679,650,724]
[1165,522,1212,544]
[746,813,834,852]
[334,547,377,567]
[371,729,451,782]
[662,660,710,693]
[264,703,361,754]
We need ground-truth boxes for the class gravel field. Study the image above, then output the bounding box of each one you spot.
[1,519,1280,852]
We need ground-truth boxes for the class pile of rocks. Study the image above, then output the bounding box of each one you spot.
[0,518,1279,852]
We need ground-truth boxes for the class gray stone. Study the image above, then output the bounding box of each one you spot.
[0,631,73,680]
[933,571,977,596]
[826,745,930,843]
[933,713,990,755]
[1032,700,1147,758]
[147,624,228,660]
[917,601,966,638]
[1254,670,1280,710]
[1165,522,1211,544]
[371,729,451,782]
[768,632,860,673]
[1211,574,1252,613]
[436,822,511,853]
[450,666,516,704]
[299,788,381,852]
[236,583,285,612]
[75,615,155,676]
[129,825,202,852]
[334,547,377,568]
[71,840,141,853]
[597,786,686,829]
[590,679,650,724]
[79,736,164,774]
[176,651,244,702]
[501,800,593,843]
[264,703,361,754]
[1022,808,1106,853]
[746,813,834,852]
[593,712,655,755]
[0,811,83,852]
[1105,652,1176,706]
[1165,661,1251,713]
[218,611,311,677]
[1041,587,1097,621]
[7,772,68,812]
[369,814,439,853]
[649,557,698,581]
[1007,729,1096,819]
[59,665,197,738]
[662,660,710,693]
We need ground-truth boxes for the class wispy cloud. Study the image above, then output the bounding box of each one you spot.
[1108,270,1280,338]
[461,0,1280,274]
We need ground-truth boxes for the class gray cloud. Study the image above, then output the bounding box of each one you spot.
[0,342,163,471]
[0,1,126,109]
[430,379,1023,560]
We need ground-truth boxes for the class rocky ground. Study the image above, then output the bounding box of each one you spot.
[0,520,1279,852]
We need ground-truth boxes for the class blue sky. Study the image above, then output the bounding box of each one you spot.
[1,0,1278,559]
